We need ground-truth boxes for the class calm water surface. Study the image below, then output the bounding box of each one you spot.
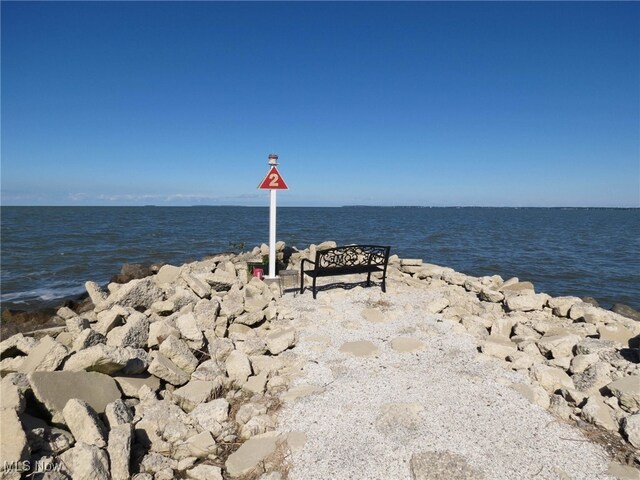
[1,206,638,311]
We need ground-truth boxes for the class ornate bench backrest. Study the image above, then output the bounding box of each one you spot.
[315,245,390,269]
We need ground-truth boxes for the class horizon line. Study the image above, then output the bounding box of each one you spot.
[2,204,639,209]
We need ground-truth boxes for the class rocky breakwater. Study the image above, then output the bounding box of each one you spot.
[393,257,640,470]
[0,246,300,480]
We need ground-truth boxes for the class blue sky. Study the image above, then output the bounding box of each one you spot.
[2,2,638,207]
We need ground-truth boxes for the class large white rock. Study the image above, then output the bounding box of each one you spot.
[607,376,640,412]
[536,334,581,359]
[108,423,133,480]
[622,414,640,448]
[155,264,181,285]
[505,293,549,312]
[265,328,296,355]
[530,364,574,393]
[182,272,211,299]
[85,281,108,305]
[96,277,163,313]
[159,335,198,374]
[186,464,223,480]
[105,399,134,428]
[511,383,550,409]
[106,312,150,349]
[226,350,252,385]
[148,320,181,348]
[581,396,618,431]
[0,333,37,358]
[0,409,30,476]
[573,362,612,395]
[547,296,581,317]
[59,442,110,480]
[147,353,190,386]
[189,398,230,435]
[175,312,205,347]
[480,336,517,360]
[94,306,127,335]
[62,398,107,447]
[19,336,68,373]
[172,380,218,413]
[63,344,143,374]
[225,433,280,478]
[28,371,121,424]
[425,297,450,314]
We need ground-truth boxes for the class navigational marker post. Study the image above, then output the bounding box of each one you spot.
[258,153,288,279]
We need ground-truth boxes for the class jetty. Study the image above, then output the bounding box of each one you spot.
[1,242,639,479]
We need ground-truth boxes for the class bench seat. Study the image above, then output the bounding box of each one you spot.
[300,245,390,298]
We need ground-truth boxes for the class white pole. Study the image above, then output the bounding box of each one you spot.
[268,188,277,278]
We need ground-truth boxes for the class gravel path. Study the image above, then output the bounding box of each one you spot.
[276,285,614,480]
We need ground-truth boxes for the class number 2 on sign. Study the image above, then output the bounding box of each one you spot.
[268,173,279,187]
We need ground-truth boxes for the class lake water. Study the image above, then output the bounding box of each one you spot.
[1,206,638,311]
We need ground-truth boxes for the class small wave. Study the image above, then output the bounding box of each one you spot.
[0,285,86,303]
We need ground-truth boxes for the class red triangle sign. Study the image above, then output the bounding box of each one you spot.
[258,166,289,190]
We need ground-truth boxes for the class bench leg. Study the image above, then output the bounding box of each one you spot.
[381,276,386,293]
[312,277,317,299]
[366,271,372,287]
[300,271,304,294]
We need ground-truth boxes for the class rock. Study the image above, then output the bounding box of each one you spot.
[235,310,266,327]
[0,409,30,475]
[479,289,504,303]
[599,324,636,347]
[178,431,217,459]
[425,297,450,314]
[409,450,485,480]
[28,371,121,424]
[172,380,218,413]
[139,452,177,474]
[0,333,38,358]
[94,306,126,335]
[574,338,617,356]
[206,336,235,363]
[66,316,90,334]
[148,320,181,348]
[159,335,198,375]
[480,336,517,360]
[96,277,163,313]
[105,398,134,427]
[59,442,110,480]
[56,306,77,320]
[244,282,271,313]
[573,362,612,395]
[511,383,551,409]
[265,328,296,355]
[156,264,181,285]
[113,374,161,398]
[581,396,617,431]
[621,414,640,448]
[106,312,149,349]
[0,378,25,413]
[606,462,640,480]
[570,354,600,374]
[182,272,211,299]
[401,258,423,267]
[19,336,68,373]
[226,350,252,385]
[193,298,220,330]
[63,344,131,374]
[175,312,205,347]
[536,334,580,359]
[612,303,640,322]
[108,423,133,480]
[500,281,534,293]
[506,351,535,370]
[207,269,238,292]
[71,329,106,351]
[62,398,107,447]
[186,464,223,480]
[225,433,280,478]
[147,353,190,386]
[85,281,108,306]
[236,336,268,356]
[505,293,548,312]
[151,300,176,315]
[607,376,640,412]
[243,372,269,395]
[547,296,581,317]
[530,364,574,393]
[189,400,229,439]
[240,414,276,439]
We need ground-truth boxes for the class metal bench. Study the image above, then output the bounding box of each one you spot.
[300,245,391,299]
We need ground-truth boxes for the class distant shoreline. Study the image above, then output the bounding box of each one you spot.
[2,205,639,209]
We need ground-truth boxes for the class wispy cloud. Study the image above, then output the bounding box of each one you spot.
[66,192,264,204]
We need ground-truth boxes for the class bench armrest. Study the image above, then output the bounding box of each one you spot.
[300,257,316,271]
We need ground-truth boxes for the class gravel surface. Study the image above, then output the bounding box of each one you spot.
[277,284,614,480]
